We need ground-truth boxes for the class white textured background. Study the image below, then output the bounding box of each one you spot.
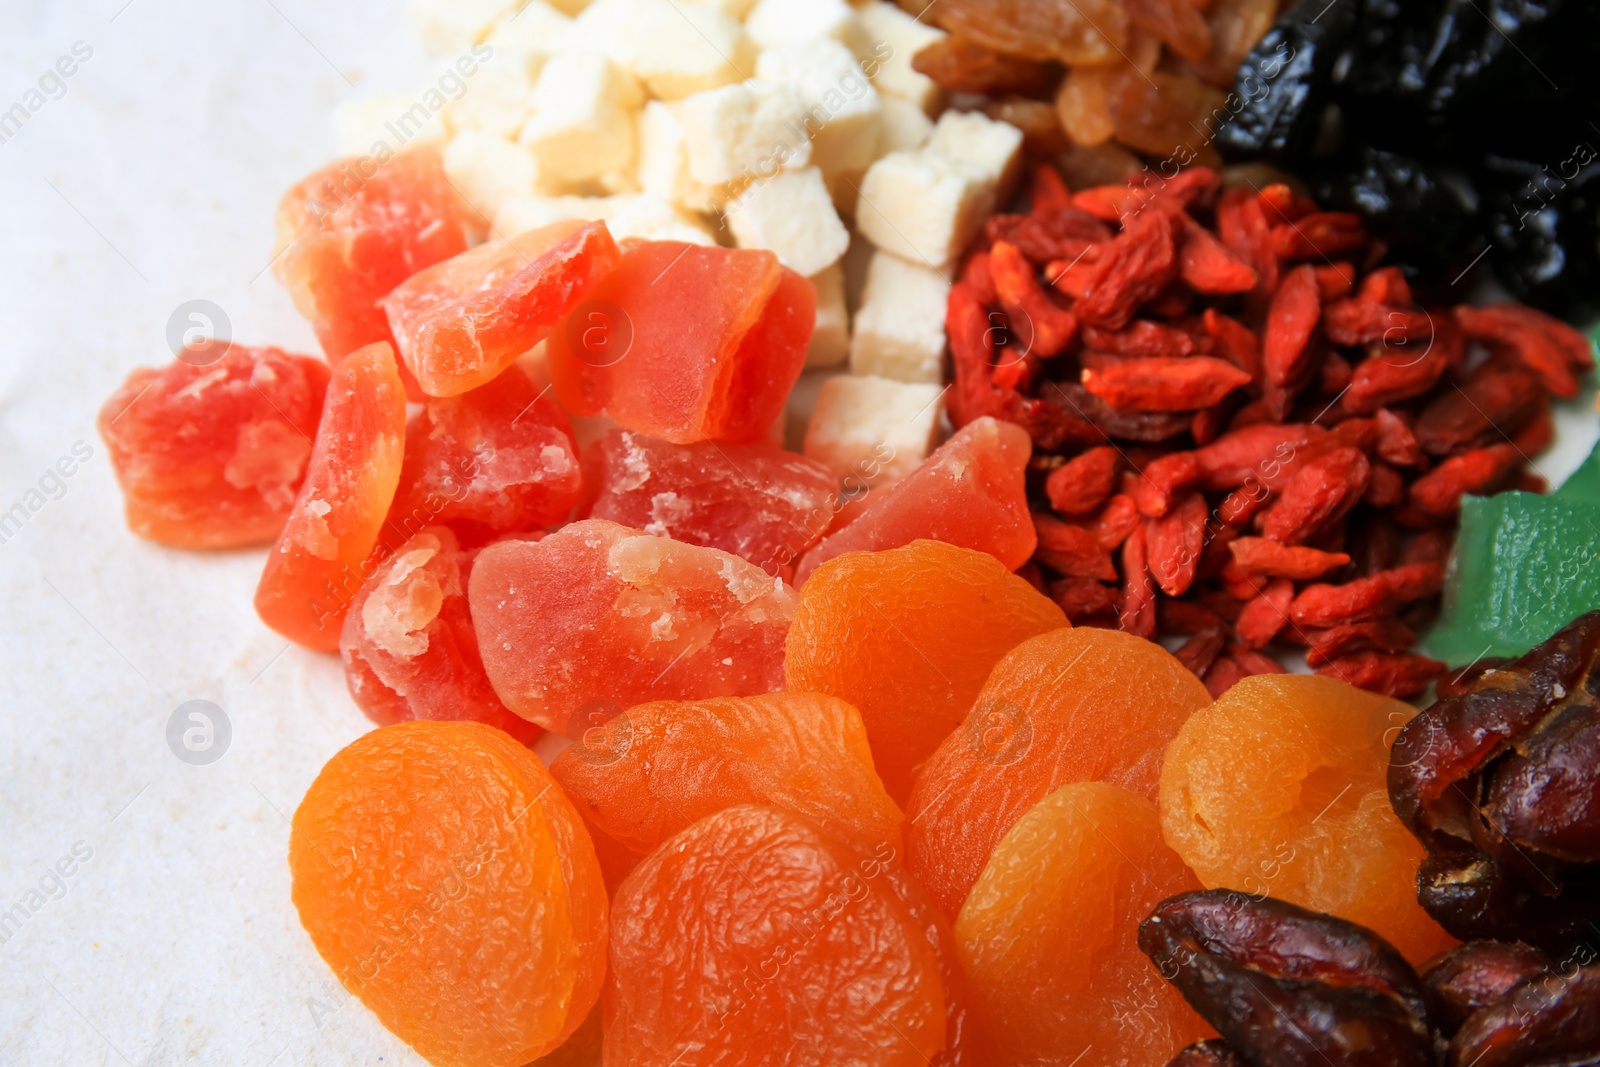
[1,2,436,1063]
[1,3,1597,1066]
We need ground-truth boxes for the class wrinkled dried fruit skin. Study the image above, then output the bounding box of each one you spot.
[1259,446,1370,545]
[1046,446,1121,515]
[581,429,836,577]
[1139,890,1434,1067]
[957,784,1211,1066]
[936,0,1129,64]
[97,346,329,548]
[911,35,1061,95]
[908,626,1211,917]
[1389,611,1600,953]
[1161,674,1453,960]
[786,539,1065,805]
[1415,366,1544,458]
[605,805,945,1067]
[549,692,903,860]
[1165,1040,1251,1067]
[1034,512,1118,581]
[1075,211,1181,330]
[795,417,1036,584]
[1449,964,1600,1067]
[290,721,606,1067]
[273,146,470,368]
[469,519,796,736]
[254,342,408,651]
[388,363,581,544]
[1455,303,1588,399]
[1420,940,1553,1035]
[1106,69,1228,160]
[1082,356,1252,412]
[340,527,540,744]
[385,220,621,397]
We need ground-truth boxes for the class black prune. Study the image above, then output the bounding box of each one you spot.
[1311,148,1480,281]
[1139,890,1435,1067]
[1421,940,1553,1034]
[1389,611,1600,954]
[1482,153,1600,321]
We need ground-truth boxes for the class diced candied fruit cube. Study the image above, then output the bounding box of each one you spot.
[386,362,581,545]
[794,415,1035,583]
[340,526,541,745]
[579,428,836,575]
[254,342,408,651]
[273,147,470,368]
[468,518,796,735]
[546,240,814,444]
[97,345,329,549]
[383,219,622,397]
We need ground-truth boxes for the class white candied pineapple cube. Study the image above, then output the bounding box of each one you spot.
[482,1,573,53]
[856,1,945,113]
[849,251,950,383]
[876,95,933,155]
[632,4,756,100]
[746,0,870,58]
[442,131,543,221]
[726,167,850,277]
[518,51,644,183]
[854,150,982,271]
[754,39,881,178]
[683,0,759,19]
[928,109,1024,194]
[806,264,849,369]
[804,374,945,488]
[411,0,519,54]
[637,101,726,213]
[443,55,542,139]
[677,79,811,186]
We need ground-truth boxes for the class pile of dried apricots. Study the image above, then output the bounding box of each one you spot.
[97,146,1598,1066]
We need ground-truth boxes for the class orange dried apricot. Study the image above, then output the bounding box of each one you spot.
[549,691,903,860]
[605,805,945,1066]
[956,783,1212,1066]
[289,720,606,1067]
[1158,673,1456,961]
[785,539,1067,805]
[906,626,1212,917]
[254,341,407,650]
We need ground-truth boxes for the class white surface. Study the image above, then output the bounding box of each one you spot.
[1,2,439,1064]
[1,5,1597,1067]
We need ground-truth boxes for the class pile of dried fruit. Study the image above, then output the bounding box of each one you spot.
[948,160,1595,697]
[904,0,1280,189]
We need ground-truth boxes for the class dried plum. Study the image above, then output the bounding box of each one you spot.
[1139,890,1435,1067]
[1389,611,1600,954]
[1165,1040,1251,1067]
[1213,0,1358,162]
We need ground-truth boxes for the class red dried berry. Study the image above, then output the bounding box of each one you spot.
[1082,357,1251,413]
[1118,523,1157,638]
[1235,578,1295,648]
[1258,447,1371,546]
[1046,446,1121,515]
[1262,265,1322,387]
[1228,537,1349,580]
[1032,512,1118,580]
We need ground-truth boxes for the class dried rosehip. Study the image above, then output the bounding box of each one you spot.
[1389,611,1600,954]
[1140,890,1434,1067]
[1420,940,1553,1035]
[1450,964,1600,1067]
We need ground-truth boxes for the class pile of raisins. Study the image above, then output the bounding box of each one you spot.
[1218,0,1600,319]
[1140,612,1600,1066]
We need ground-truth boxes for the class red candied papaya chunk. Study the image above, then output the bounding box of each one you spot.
[579,428,837,576]
[340,526,540,744]
[254,341,408,650]
[273,146,469,367]
[794,416,1035,583]
[467,518,796,735]
[386,362,581,545]
[546,241,814,444]
[97,345,329,548]
[384,220,622,397]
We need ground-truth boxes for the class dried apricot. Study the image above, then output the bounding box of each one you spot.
[97,345,328,549]
[340,526,539,744]
[549,692,903,860]
[254,341,407,650]
[907,626,1213,917]
[1159,674,1455,961]
[605,805,945,1066]
[289,720,605,1067]
[957,783,1211,1066]
[786,539,1067,804]
[468,518,795,736]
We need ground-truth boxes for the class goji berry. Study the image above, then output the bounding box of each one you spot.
[1029,163,1072,214]
[1303,619,1417,667]
[962,250,998,307]
[1343,340,1448,414]
[1364,462,1407,508]
[1046,446,1121,515]
[1178,215,1257,295]
[1174,623,1226,677]
[1194,423,1323,491]
[990,241,1080,360]
[1146,492,1209,597]
[1374,408,1424,467]
[1227,537,1349,580]
[1047,576,1119,621]
[1323,298,1434,347]
[1413,365,1543,457]
[1407,443,1521,517]
[1314,650,1443,698]
[1086,493,1143,550]
[1074,210,1180,330]
[1262,264,1322,387]
[1082,321,1196,359]
[1255,182,1318,223]
[1235,578,1295,648]
[1200,655,1250,697]
[1311,262,1356,299]
[1268,212,1366,260]
[1033,512,1118,580]
[1259,447,1371,546]
[1129,451,1204,517]
[1226,643,1288,677]
[1358,266,1413,306]
[986,209,1112,265]
[1201,309,1260,382]
[1216,187,1278,298]
[1289,562,1444,627]
[1118,524,1156,638]
[1159,599,1225,635]
[1456,303,1588,397]
[1081,356,1251,413]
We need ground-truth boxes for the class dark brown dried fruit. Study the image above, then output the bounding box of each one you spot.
[935,0,1129,65]
[1139,890,1434,1067]
[1164,1039,1251,1067]
[911,36,1061,96]
[1389,611,1600,954]
[1420,940,1553,1035]
[1449,964,1600,1067]
[1032,512,1117,580]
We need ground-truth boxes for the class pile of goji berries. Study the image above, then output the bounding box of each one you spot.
[948,164,1595,698]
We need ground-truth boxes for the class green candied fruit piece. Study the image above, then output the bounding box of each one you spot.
[1428,491,1600,666]
[1554,437,1600,507]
